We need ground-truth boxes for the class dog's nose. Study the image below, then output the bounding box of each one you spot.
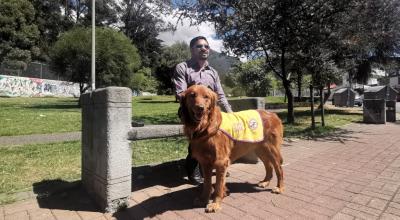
[196,105,205,111]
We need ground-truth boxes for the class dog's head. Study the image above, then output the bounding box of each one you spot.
[180,85,218,125]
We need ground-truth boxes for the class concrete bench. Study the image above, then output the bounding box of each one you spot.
[81,87,265,212]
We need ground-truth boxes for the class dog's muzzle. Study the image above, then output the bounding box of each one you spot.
[192,104,206,122]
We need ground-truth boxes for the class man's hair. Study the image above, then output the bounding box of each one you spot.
[189,36,208,48]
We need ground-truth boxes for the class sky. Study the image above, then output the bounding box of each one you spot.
[157,14,225,52]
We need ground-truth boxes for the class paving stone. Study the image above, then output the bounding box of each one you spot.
[28,209,55,220]
[3,200,39,215]
[4,211,29,220]
[0,206,4,220]
[51,210,81,220]
[380,213,400,220]
[367,198,389,210]
[331,212,355,220]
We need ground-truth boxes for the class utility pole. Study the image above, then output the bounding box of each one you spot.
[91,0,96,91]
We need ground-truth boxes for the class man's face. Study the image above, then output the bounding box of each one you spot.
[191,39,210,61]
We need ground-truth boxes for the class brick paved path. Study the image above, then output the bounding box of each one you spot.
[2,122,400,220]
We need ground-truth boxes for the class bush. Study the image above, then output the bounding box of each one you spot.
[50,27,141,93]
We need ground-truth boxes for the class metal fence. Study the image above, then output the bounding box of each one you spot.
[0,62,66,81]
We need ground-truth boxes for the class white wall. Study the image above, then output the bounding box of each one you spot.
[0,75,81,97]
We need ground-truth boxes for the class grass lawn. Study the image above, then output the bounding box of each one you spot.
[0,97,81,136]
[0,96,180,136]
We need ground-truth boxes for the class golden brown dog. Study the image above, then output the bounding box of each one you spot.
[180,85,284,213]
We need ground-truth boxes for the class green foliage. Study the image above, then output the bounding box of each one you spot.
[231,59,272,97]
[160,42,190,68]
[120,0,173,68]
[155,42,191,95]
[131,67,158,94]
[0,0,39,69]
[50,27,141,93]
[29,0,72,61]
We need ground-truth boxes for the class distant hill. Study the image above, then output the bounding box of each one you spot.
[208,50,240,76]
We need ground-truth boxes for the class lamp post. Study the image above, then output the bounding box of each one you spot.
[91,0,96,91]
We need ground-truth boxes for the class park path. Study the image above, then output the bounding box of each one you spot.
[1,122,400,219]
[0,132,80,147]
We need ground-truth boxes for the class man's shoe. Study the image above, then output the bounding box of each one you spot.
[188,174,203,185]
[188,164,203,185]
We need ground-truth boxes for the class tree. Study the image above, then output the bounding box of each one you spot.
[332,0,400,87]
[231,59,273,97]
[119,0,173,68]
[176,0,351,124]
[61,0,120,27]
[0,0,39,69]
[29,0,72,61]
[155,41,190,95]
[50,27,141,94]
[130,67,158,94]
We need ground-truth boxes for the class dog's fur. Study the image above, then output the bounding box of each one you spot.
[180,85,284,213]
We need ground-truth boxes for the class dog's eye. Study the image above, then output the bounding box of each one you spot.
[190,92,196,98]
[203,95,209,99]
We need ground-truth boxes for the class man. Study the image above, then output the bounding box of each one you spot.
[173,36,233,185]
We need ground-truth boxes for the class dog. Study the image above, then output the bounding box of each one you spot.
[179,85,284,213]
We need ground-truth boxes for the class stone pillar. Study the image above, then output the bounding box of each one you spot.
[81,87,132,212]
[228,97,265,163]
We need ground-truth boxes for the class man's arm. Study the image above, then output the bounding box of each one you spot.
[172,63,187,102]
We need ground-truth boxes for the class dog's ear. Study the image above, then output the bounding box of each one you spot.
[207,89,221,134]
[178,91,191,124]
[209,89,218,109]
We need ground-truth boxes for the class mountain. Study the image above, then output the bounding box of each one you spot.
[208,50,240,76]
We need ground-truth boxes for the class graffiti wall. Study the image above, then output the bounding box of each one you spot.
[0,75,81,97]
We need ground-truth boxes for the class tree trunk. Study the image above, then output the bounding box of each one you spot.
[283,78,294,124]
[318,82,331,109]
[297,70,302,101]
[319,86,325,127]
[310,84,315,129]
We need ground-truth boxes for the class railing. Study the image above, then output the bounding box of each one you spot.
[128,125,184,141]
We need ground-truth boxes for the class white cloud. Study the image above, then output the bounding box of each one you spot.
[157,15,224,52]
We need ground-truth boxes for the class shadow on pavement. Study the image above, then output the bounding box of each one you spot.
[131,159,188,191]
[33,179,98,211]
[32,160,192,213]
[113,182,269,220]
[33,160,269,218]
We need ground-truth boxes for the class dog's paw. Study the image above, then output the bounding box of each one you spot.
[224,187,230,197]
[257,181,270,188]
[205,202,221,213]
[272,186,284,194]
[193,197,208,207]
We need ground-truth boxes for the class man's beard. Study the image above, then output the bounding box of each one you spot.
[199,53,208,60]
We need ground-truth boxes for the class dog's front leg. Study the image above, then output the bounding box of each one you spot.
[205,164,227,213]
[193,164,213,207]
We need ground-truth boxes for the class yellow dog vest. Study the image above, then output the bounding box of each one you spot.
[219,110,264,142]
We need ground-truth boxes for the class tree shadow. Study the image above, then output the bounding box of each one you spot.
[136,100,177,104]
[132,115,180,125]
[27,104,80,110]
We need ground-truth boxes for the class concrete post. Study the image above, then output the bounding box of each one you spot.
[81,87,132,212]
